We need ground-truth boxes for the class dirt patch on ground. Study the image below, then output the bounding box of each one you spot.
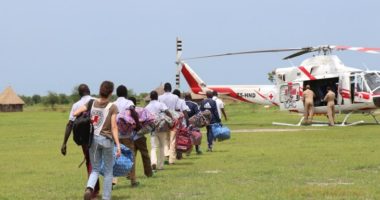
[306,179,354,186]
[232,128,324,133]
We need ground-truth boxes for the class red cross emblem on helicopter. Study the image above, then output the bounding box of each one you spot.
[269,93,274,100]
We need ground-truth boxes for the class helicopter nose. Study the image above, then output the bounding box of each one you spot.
[373,96,380,107]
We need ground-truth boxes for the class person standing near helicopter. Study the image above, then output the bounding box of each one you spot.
[302,85,315,124]
[324,86,336,126]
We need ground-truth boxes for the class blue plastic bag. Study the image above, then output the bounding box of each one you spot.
[100,144,134,177]
[211,123,231,141]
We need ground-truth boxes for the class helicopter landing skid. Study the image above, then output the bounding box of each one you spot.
[272,112,365,127]
[335,112,365,126]
[370,113,380,124]
[272,117,305,126]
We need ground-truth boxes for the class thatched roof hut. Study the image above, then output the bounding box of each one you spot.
[143,84,165,102]
[0,86,25,112]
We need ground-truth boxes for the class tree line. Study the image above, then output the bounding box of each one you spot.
[20,86,148,109]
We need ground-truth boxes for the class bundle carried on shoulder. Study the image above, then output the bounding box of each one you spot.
[189,126,202,145]
[154,112,174,132]
[154,110,185,132]
[100,144,134,177]
[117,107,155,137]
[135,107,156,136]
[189,110,211,128]
[169,110,185,128]
[211,123,231,141]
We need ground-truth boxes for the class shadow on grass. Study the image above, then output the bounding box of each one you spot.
[144,161,195,171]
[94,194,131,200]
[183,155,202,159]
[212,149,229,153]
[113,183,148,190]
[173,161,194,166]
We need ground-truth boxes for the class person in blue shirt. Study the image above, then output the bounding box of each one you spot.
[200,91,221,152]
[184,93,203,155]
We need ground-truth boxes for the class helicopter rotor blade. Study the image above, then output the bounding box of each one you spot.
[182,45,380,61]
[331,45,380,54]
[183,48,303,60]
[282,47,315,60]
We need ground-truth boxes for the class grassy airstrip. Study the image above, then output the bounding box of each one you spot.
[1,103,380,199]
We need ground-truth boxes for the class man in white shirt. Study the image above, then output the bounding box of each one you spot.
[212,91,227,121]
[146,90,172,170]
[158,83,179,110]
[173,89,190,113]
[60,84,100,199]
[158,83,182,164]
[114,87,134,114]
[113,85,140,187]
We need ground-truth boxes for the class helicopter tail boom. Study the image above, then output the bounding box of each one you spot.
[181,62,207,94]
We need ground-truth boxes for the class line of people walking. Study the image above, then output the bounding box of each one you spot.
[61,81,227,200]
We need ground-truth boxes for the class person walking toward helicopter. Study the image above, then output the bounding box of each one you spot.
[324,86,336,126]
[74,81,121,200]
[302,85,315,125]
[60,84,100,199]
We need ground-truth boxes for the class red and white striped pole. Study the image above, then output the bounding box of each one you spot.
[176,37,182,89]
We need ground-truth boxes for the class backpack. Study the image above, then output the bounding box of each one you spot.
[72,99,94,146]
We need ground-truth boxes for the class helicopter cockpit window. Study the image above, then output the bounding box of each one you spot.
[364,72,380,91]
[356,76,363,92]
[356,75,366,92]
[277,74,286,82]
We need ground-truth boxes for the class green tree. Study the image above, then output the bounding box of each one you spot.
[20,95,33,105]
[43,91,59,110]
[128,88,135,97]
[267,71,276,84]
[110,94,117,101]
[58,93,70,104]
[32,94,42,104]
[70,85,80,103]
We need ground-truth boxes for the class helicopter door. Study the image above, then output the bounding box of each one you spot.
[353,74,369,103]
[337,75,343,105]
[279,82,301,110]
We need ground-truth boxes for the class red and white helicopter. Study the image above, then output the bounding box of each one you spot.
[175,38,380,126]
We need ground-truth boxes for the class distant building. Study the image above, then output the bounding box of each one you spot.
[0,86,25,112]
[143,84,165,103]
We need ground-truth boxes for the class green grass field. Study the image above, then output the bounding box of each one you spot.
[1,103,380,199]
